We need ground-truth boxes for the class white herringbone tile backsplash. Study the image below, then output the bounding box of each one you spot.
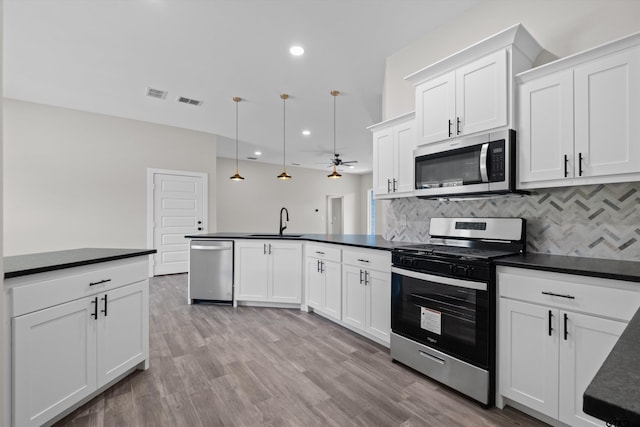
[385,182,640,261]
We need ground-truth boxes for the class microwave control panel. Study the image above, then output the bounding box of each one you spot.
[488,140,505,182]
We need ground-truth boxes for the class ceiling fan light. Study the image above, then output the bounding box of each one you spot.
[328,165,342,179]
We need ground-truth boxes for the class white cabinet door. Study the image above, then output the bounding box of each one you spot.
[306,257,322,310]
[342,265,366,332]
[574,46,640,178]
[97,281,149,386]
[322,260,342,321]
[456,49,508,135]
[394,121,416,194]
[519,69,575,184]
[13,298,97,427]
[235,241,269,301]
[373,129,395,196]
[558,311,626,427]
[499,299,559,419]
[269,242,302,303]
[365,269,391,343]
[416,71,455,145]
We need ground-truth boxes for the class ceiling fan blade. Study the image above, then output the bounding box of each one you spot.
[341,160,358,164]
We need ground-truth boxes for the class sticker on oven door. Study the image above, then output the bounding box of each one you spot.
[421,307,442,335]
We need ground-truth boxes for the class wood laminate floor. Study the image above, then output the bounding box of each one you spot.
[54,274,547,427]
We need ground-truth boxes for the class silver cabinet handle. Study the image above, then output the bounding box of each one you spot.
[315,251,325,255]
[387,179,391,193]
[359,269,364,284]
[89,279,111,286]
[264,243,267,255]
[357,258,369,263]
[365,270,370,286]
[393,179,397,192]
[269,244,272,255]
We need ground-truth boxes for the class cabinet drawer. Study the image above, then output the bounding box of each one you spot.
[342,248,391,273]
[306,244,341,263]
[10,258,148,317]
[497,267,640,322]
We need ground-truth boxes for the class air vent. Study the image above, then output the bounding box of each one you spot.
[177,96,203,106]
[246,156,258,160]
[291,163,301,166]
[146,87,167,100]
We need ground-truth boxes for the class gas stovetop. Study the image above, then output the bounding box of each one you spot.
[393,244,521,261]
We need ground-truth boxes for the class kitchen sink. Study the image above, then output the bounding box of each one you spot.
[248,233,304,238]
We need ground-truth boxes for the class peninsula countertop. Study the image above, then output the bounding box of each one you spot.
[4,248,157,279]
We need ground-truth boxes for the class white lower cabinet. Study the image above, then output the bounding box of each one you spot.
[498,266,639,427]
[6,258,150,427]
[342,249,391,346]
[235,240,302,304]
[13,298,98,427]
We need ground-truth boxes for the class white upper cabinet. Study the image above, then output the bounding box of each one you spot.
[406,24,542,146]
[456,50,508,135]
[369,112,416,199]
[518,32,640,189]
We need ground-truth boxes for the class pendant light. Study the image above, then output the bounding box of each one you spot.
[277,93,292,180]
[229,96,245,181]
[328,90,342,179]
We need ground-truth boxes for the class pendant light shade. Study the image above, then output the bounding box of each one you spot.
[278,93,292,180]
[328,90,342,179]
[229,96,245,181]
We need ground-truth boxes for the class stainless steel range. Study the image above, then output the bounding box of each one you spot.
[390,217,526,406]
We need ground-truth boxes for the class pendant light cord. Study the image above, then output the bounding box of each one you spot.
[235,99,239,171]
[282,95,286,169]
[333,93,336,155]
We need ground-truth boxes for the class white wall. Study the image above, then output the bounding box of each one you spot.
[384,0,640,118]
[217,157,367,234]
[3,100,217,256]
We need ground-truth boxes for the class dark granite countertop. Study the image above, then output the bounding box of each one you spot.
[583,307,640,426]
[184,233,416,251]
[4,248,157,279]
[495,253,640,283]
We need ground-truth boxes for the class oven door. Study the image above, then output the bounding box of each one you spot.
[391,266,489,368]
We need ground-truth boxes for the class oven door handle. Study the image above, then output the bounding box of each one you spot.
[391,267,488,291]
[479,143,489,183]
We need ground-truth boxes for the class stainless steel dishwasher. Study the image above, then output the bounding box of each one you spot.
[188,240,233,304]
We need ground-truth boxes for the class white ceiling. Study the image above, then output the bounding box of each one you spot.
[3,0,479,174]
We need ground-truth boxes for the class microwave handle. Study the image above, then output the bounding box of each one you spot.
[479,143,489,183]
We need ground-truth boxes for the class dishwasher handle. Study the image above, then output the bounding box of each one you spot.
[191,245,232,251]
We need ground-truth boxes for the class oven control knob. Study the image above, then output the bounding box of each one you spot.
[411,259,418,267]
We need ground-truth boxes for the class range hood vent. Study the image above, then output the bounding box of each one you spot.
[177,96,203,106]
[145,87,167,100]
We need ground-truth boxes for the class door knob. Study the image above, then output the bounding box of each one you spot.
[197,227,202,231]
[197,220,202,224]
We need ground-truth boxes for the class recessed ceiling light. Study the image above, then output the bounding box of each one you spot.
[349,165,355,169]
[254,151,262,156]
[302,130,311,136]
[289,46,304,56]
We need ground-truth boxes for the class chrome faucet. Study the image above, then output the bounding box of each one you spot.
[279,207,289,236]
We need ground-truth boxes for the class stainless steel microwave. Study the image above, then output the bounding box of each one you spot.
[414,129,517,199]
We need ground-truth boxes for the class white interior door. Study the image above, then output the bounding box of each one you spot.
[327,196,343,234]
[148,169,207,276]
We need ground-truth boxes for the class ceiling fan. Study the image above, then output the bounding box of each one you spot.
[327,153,358,169]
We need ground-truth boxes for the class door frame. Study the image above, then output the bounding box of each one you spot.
[326,195,344,234]
[146,168,208,277]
